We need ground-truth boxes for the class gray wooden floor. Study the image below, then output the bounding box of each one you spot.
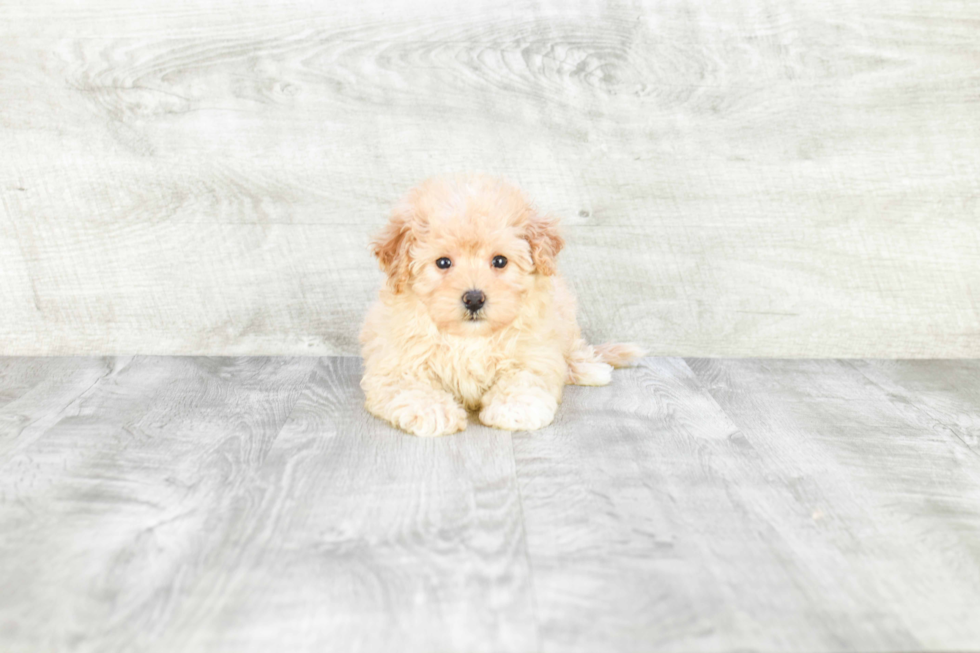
[2,357,979,652]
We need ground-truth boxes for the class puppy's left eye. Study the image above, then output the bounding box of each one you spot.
[491,255,508,269]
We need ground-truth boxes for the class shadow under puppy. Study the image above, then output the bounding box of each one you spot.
[360,174,643,437]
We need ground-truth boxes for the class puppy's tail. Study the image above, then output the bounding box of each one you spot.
[593,342,646,368]
[567,341,645,386]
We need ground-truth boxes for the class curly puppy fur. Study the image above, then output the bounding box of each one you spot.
[360,175,644,437]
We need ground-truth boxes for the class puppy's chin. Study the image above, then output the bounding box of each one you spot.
[439,313,496,337]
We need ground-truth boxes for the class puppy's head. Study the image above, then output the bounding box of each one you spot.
[371,175,563,336]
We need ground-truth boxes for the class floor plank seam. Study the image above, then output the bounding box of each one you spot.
[679,356,747,438]
[0,356,118,472]
[841,360,980,462]
[508,432,543,653]
[260,359,320,462]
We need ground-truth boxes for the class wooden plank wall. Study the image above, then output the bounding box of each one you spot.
[1,0,978,356]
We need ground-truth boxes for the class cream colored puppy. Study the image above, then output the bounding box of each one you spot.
[360,175,643,437]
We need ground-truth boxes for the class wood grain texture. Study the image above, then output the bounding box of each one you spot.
[513,357,980,651]
[0,357,115,463]
[5,355,980,652]
[2,0,979,356]
[0,356,320,652]
[686,358,980,651]
[513,357,768,652]
[0,356,536,653]
[846,359,980,457]
[171,357,538,653]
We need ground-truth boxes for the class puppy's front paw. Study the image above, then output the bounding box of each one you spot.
[479,389,557,432]
[389,391,468,437]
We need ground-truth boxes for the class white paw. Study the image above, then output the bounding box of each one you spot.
[479,390,557,432]
[389,393,468,437]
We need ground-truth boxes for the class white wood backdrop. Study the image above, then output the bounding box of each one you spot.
[1,0,978,356]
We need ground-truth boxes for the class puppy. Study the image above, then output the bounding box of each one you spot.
[360,174,644,437]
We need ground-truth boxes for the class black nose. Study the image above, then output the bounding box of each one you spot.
[462,290,486,312]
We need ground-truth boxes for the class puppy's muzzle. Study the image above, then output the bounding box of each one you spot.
[462,289,486,313]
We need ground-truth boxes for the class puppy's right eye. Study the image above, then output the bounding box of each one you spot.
[436,257,452,270]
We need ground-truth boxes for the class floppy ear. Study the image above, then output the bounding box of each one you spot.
[525,212,564,276]
[371,206,415,293]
